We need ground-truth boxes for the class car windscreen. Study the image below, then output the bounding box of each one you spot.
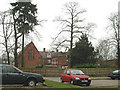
[70,70,84,75]
[12,66,23,73]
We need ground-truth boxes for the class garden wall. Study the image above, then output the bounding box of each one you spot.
[21,68,117,77]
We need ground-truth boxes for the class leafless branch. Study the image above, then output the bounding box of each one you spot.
[51,1,95,54]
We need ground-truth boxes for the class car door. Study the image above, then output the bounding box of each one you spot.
[3,66,26,84]
[62,70,71,82]
[2,66,9,84]
[65,70,71,82]
[118,71,120,78]
[61,70,66,81]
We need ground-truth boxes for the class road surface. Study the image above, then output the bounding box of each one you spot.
[44,77,119,87]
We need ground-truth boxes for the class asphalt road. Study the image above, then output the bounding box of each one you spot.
[44,77,119,87]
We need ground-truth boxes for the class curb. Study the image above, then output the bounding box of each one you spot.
[91,77,111,80]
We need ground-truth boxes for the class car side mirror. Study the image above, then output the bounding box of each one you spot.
[67,73,70,75]
[18,71,22,74]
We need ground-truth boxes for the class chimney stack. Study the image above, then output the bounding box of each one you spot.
[43,48,46,52]
[56,49,58,52]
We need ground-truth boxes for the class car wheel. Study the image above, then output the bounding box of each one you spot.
[27,79,36,87]
[111,77,115,80]
[86,83,90,86]
[118,77,120,80]
[60,78,64,83]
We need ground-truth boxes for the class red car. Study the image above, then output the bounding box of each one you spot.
[61,69,91,86]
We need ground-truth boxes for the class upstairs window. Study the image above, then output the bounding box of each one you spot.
[47,53,51,58]
[28,49,35,60]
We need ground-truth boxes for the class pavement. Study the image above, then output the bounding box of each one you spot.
[91,77,111,80]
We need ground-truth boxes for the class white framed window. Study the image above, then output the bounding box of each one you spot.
[47,53,51,58]
[3,61,6,63]
[48,60,51,63]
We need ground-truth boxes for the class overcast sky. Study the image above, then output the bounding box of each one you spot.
[0,0,119,55]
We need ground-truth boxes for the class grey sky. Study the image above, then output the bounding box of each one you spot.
[0,0,119,55]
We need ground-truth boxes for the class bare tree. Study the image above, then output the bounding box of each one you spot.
[52,2,95,67]
[96,13,119,63]
[0,10,13,64]
[107,13,120,66]
[96,39,117,61]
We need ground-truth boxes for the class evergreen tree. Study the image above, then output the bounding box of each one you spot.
[11,2,38,67]
[71,34,96,66]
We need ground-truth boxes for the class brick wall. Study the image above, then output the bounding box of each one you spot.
[21,68,117,77]
[18,42,41,68]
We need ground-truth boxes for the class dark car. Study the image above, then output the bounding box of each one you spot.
[108,70,120,80]
[61,69,91,86]
[0,64,45,86]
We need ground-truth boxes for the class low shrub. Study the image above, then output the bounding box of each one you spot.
[36,66,43,68]
[72,64,98,68]
[44,65,57,68]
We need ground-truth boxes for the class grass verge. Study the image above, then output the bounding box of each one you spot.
[44,79,81,88]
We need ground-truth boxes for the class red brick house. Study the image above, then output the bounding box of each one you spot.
[51,56,68,68]
[39,48,68,68]
[17,41,68,68]
[39,48,52,66]
[17,42,41,68]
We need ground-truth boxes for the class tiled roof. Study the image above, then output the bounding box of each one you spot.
[18,41,39,56]
[39,51,67,59]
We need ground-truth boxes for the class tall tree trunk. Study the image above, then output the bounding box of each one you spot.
[118,25,120,68]
[14,30,18,67]
[21,15,26,67]
[6,50,10,64]
[69,14,74,68]
[13,14,18,67]
[5,39,10,65]
[22,31,24,67]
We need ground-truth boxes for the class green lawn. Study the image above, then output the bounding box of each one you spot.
[44,79,81,88]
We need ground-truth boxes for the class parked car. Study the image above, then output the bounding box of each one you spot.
[108,70,120,80]
[61,69,91,86]
[0,64,45,86]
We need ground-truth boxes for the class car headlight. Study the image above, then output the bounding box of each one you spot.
[75,77,80,80]
[88,78,91,80]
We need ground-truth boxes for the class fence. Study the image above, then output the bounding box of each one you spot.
[21,68,117,77]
